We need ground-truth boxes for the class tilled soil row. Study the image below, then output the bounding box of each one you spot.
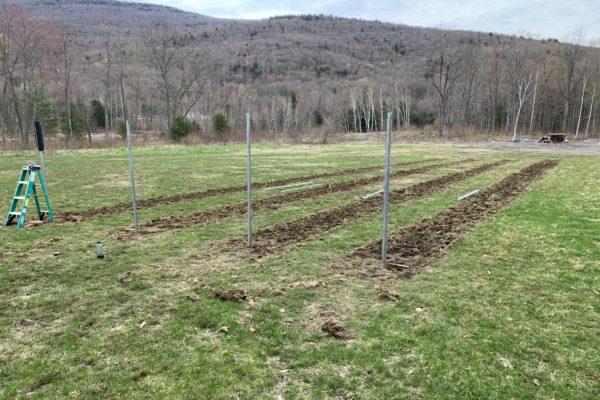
[115,159,471,239]
[352,159,560,278]
[62,159,437,222]
[229,159,511,257]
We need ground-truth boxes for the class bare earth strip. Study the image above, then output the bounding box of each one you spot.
[62,159,437,222]
[352,159,560,278]
[226,160,511,257]
[115,159,472,239]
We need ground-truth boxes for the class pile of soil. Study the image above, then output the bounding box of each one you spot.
[321,321,354,339]
[204,286,248,302]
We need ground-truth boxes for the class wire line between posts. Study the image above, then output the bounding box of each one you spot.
[381,112,393,263]
[246,113,252,248]
[126,121,140,233]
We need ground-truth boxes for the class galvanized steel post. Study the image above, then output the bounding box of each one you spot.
[246,113,252,247]
[381,112,393,263]
[126,121,140,233]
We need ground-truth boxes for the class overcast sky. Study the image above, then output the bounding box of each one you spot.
[127,0,600,42]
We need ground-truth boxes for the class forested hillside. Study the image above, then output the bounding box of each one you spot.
[1,0,599,145]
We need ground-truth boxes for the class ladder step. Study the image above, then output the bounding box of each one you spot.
[9,212,21,216]
[18,181,31,185]
[14,196,26,200]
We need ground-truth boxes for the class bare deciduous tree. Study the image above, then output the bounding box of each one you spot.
[428,33,461,136]
[0,2,55,145]
[575,74,588,138]
[142,23,208,134]
[61,30,74,140]
[512,74,535,141]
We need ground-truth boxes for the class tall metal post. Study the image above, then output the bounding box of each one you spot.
[246,113,252,247]
[39,151,47,184]
[381,112,393,263]
[126,121,140,233]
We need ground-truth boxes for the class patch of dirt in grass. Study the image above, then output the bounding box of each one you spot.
[376,287,401,301]
[299,301,359,340]
[231,160,510,257]
[288,280,329,290]
[186,293,201,302]
[118,272,133,284]
[114,159,470,240]
[36,238,61,247]
[60,159,435,222]
[352,159,560,278]
[203,285,247,302]
[321,321,354,340]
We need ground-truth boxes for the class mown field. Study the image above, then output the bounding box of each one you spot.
[0,142,598,399]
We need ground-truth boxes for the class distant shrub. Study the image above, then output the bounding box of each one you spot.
[90,100,106,129]
[411,109,436,127]
[170,115,199,140]
[118,120,127,138]
[313,110,324,126]
[62,101,88,137]
[39,97,61,134]
[212,112,231,135]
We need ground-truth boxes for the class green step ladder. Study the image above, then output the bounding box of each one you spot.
[5,164,54,229]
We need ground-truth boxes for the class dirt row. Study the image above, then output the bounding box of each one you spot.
[229,159,511,257]
[352,159,560,278]
[115,159,471,239]
[62,158,437,222]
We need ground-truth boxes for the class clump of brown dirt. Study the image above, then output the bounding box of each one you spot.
[376,287,401,301]
[36,238,61,247]
[204,285,247,302]
[186,293,201,302]
[353,159,560,279]
[321,321,354,339]
[118,272,133,285]
[288,280,328,290]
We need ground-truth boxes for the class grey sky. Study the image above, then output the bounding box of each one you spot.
[129,0,600,42]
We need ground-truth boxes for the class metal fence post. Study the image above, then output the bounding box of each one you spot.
[246,113,252,247]
[126,121,140,233]
[381,112,393,263]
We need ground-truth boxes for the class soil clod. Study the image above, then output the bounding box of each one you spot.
[118,272,133,285]
[377,287,401,301]
[321,321,354,340]
[289,280,328,290]
[204,285,247,302]
[186,293,201,302]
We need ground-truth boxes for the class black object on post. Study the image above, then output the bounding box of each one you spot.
[35,121,47,184]
[35,121,45,152]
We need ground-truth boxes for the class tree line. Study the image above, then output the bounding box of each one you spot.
[1,1,599,146]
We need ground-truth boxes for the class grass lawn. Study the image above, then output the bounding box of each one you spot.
[0,142,598,399]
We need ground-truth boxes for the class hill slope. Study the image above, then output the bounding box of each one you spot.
[2,0,597,141]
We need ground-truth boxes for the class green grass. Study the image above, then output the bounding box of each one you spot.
[0,142,598,399]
